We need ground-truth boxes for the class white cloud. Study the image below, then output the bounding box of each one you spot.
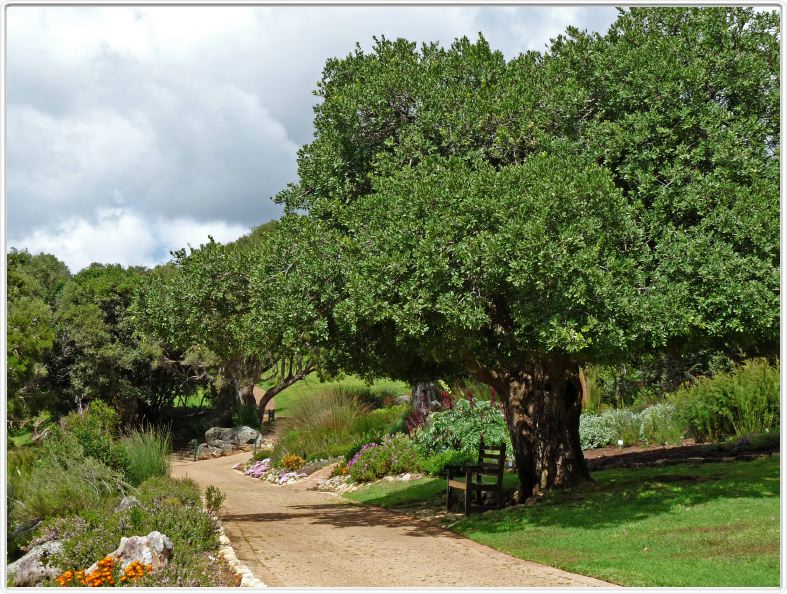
[8,206,248,273]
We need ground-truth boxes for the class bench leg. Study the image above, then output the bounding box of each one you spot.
[446,483,452,512]
[464,472,472,515]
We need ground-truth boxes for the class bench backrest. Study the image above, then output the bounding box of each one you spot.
[475,438,506,484]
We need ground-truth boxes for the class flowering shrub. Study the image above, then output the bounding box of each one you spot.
[640,403,683,445]
[56,556,154,587]
[348,434,421,482]
[244,459,271,478]
[282,454,305,471]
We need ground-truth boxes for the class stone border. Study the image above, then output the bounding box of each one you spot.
[215,521,266,588]
[203,496,266,588]
[588,449,778,471]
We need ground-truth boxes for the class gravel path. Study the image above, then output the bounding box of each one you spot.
[171,452,614,588]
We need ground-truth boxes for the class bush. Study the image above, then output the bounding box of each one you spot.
[419,449,475,476]
[578,413,616,450]
[673,358,780,441]
[54,476,219,583]
[205,485,225,515]
[232,404,260,429]
[347,433,421,482]
[252,448,274,461]
[15,457,128,521]
[57,401,128,472]
[414,399,510,457]
[640,403,683,445]
[607,409,641,446]
[282,454,305,470]
[122,427,171,486]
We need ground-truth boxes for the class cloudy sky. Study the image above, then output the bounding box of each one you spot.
[6,6,618,272]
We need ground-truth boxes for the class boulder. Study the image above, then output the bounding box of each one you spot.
[116,496,141,513]
[393,394,410,405]
[7,540,63,586]
[87,531,172,573]
[229,425,259,446]
[209,439,237,455]
[205,426,259,447]
[196,443,223,459]
[204,427,234,444]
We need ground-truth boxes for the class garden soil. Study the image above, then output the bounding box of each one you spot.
[171,453,613,587]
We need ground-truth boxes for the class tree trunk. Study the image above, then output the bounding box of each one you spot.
[499,361,590,497]
[237,384,256,408]
[411,382,437,414]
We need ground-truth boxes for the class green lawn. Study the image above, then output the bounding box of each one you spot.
[259,373,409,416]
[346,457,780,587]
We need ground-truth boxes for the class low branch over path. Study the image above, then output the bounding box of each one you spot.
[171,453,613,587]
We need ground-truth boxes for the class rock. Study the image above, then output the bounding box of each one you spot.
[205,426,259,447]
[196,443,223,459]
[116,496,141,513]
[205,427,235,444]
[87,531,173,573]
[654,458,668,466]
[400,473,412,481]
[394,394,410,405]
[7,541,63,586]
[210,440,237,455]
[687,457,705,464]
[229,426,259,446]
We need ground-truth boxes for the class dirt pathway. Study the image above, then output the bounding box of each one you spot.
[172,453,613,587]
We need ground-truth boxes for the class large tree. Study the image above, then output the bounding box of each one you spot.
[52,264,184,421]
[275,7,778,496]
[6,249,70,421]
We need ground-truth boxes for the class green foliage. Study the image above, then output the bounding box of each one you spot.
[673,359,780,441]
[55,477,220,585]
[273,388,406,461]
[639,403,683,446]
[578,414,616,450]
[204,485,225,515]
[53,264,183,420]
[607,409,642,447]
[122,427,172,486]
[57,401,128,472]
[252,448,275,461]
[415,399,510,457]
[418,449,475,476]
[14,457,128,522]
[348,433,422,482]
[232,404,261,429]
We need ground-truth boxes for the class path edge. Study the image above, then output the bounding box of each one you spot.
[204,493,267,588]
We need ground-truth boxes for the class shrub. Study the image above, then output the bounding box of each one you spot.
[348,434,421,482]
[205,485,225,515]
[55,476,218,581]
[578,413,616,450]
[16,457,128,521]
[673,359,780,441]
[282,454,305,470]
[122,427,171,486]
[414,399,510,457]
[232,404,261,429]
[639,403,683,445]
[57,402,128,472]
[419,449,475,476]
[607,409,641,446]
[252,448,274,461]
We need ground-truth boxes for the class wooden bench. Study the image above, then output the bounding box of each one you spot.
[445,439,506,515]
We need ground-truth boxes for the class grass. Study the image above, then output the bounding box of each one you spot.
[259,372,409,417]
[8,430,34,448]
[346,457,780,587]
[122,427,172,486]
